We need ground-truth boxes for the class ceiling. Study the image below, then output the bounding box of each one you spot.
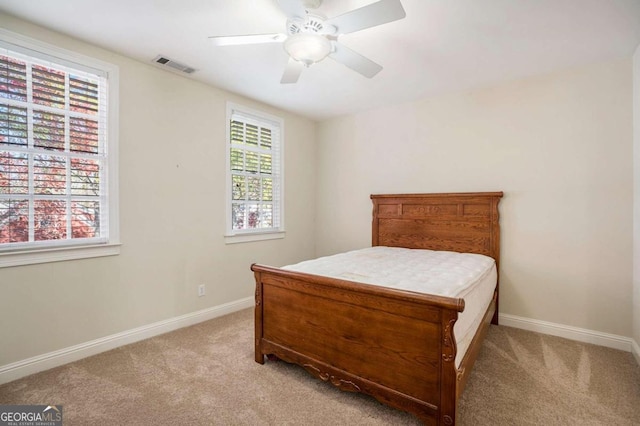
[1,0,640,121]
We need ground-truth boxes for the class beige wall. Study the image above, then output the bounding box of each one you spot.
[316,59,633,337]
[0,15,317,365]
[633,44,640,350]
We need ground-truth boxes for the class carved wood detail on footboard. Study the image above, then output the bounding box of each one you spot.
[302,363,362,393]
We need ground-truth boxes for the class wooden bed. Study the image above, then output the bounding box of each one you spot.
[251,192,503,425]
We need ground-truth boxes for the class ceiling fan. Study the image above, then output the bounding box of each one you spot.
[209,0,406,84]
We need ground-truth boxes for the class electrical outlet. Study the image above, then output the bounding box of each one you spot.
[198,284,206,297]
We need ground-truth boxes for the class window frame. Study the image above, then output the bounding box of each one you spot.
[225,102,284,244]
[0,29,119,268]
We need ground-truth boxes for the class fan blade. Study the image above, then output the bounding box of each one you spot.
[281,58,305,84]
[329,42,382,78]
[209,33,286,46]
[325,0,406,34]
[275,0,307,19]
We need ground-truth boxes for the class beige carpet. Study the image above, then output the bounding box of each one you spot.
[1,309,639,425]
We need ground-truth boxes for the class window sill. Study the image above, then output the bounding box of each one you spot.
[0,243,121,268]
[224,231,285,245]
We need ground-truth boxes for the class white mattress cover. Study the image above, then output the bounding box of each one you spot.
[282,246,497,367]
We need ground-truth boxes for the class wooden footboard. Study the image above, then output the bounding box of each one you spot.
[252,192,502,425]
[252,264,475,425]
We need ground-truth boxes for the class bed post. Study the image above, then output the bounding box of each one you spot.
[371,199,379,247]
[253,266,265,365]
[490,195,501,325]
[440,308,459,425]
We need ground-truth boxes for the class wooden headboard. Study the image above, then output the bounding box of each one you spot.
[371,192,503,265]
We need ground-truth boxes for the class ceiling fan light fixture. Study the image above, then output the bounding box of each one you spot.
[283,33,332,66]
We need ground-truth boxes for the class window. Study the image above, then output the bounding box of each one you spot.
[0,30,119,267]
[226,103,283,243]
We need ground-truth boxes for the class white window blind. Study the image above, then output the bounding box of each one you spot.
[0,43,109,251]
[227,105,283,239]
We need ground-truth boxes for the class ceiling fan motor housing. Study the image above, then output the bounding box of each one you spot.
[284,12,335,67]
[287,14,333,35]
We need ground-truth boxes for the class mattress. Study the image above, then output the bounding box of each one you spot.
[282,246,497,367]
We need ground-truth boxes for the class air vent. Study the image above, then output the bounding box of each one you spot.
[152,55,196,74]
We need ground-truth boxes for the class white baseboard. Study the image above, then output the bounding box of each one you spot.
[3,304,634,386]
[0,297,254,385]
[498,313,632,352]
[632,339,640,366]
